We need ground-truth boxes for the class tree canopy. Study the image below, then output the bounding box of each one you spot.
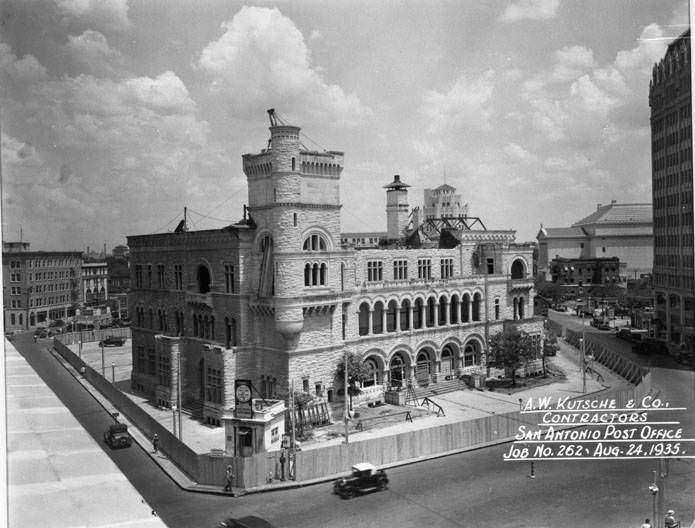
[488,328,541,384]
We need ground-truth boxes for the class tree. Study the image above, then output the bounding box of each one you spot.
[542,328,560,377]
[488,328,540,386]
[335,351,370,411]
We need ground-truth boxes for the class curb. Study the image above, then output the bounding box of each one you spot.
[46,344,639,497]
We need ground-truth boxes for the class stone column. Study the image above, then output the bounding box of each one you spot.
[382,308,387,334]
[420,303,426,328]
[444,300,450,325]
[433,302,440,327]
[408,304,414,331]
[368,309,373,335]
[395,305,401,332]
[468,299,473,323]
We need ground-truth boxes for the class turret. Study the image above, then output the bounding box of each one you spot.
[385,175,410,241]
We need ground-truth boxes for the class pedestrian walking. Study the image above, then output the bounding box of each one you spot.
[152,433,159,454]
[640,519,652,528]
[224,465,233,492]
[664,510,677,528]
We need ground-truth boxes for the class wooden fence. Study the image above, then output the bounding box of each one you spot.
[52,335,653,490]
[56,328,131,346]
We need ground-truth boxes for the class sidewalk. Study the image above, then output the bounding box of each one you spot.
[50,338,636,496]
[5,340,169,528]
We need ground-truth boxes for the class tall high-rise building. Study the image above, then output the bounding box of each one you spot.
[649,29,693,355]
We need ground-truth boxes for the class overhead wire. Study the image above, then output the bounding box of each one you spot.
[149,211,185,235]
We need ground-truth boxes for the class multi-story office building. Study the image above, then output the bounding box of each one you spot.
[128,113,540,425]
[2,241,82,331]
[82,261,109,305]
[649,29,693,354]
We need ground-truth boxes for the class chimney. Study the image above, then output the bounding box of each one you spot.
[394,174,401,183]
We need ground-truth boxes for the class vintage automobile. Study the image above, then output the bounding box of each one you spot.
[99,336,127,347]
[219,516,275,528]
[103,423,132,449]
[333,462,388,499]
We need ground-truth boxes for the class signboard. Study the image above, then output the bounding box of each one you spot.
[234,379,254,419]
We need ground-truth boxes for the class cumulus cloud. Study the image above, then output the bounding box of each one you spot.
[615,24,668,72]
[197,6,371,127]
[499,0,559,23]
[65,30,122,77]
[56,0,131,31]
[420,69,495,134]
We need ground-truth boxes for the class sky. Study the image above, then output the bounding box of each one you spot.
[0,0,690,251]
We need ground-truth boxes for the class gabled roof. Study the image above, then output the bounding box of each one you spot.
[434,183,456,192]
[572,203,652,227]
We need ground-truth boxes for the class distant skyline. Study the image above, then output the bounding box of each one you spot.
[0,0,690,251]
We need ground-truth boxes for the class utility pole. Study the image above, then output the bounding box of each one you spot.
[177,349,182,440]
[101,343,105,377]
[344,348,349,445]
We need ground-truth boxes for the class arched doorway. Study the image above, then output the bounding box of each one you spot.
[389,352,408,388]
[441,344,456,376]
[463,341,481,368]
[363,356,382,387]
[416,348,433,386]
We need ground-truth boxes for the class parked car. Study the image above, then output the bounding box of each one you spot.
[554,304,568,312]
[597,322,612,331]
[333,463,388,499]
[99,336,126,347]
[219,516,276,528]
[103,423,132,449]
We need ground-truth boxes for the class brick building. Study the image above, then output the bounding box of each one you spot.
[127,113,540,425]
[81,261,108,305]
[649,29,694,355]
[2,241,82,331]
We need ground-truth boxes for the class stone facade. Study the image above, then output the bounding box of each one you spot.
[127,115,540,425]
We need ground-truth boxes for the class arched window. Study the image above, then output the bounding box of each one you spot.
[197,265,211,294]
[304,264,311,286]
[193,314,199,336]
[438,296,447,325]
[320,263,327,285]
[510,259,526,279]
[450,294,459,324]
[426,297,436,327]
[372,302,384,334]
[518,297,525,320]
[358,302,370,336]
[413,298,423,329]
[472,293,481,321]
[312,263,319,285]
[302,233,328,251]
[400,299,410,330]
[386,300,398,332]
[462,294,470,322]
[363,357,380,387]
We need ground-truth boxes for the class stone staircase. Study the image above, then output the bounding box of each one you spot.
[411,377,468,401]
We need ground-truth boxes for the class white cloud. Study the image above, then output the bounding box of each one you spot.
[615,24,668,72]
[499,0,559,23]
[197,6,371,127]
[56,0,131,31]
[420,69,495,134]
[65,30,122,77]
[504,143,538,163]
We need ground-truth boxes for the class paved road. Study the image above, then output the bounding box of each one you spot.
[11,331,695,528]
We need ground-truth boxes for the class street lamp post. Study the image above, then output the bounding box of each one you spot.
[649,470,659,528]
[171,405,178,437]
[101,343,105,378]
[111,362,115,383]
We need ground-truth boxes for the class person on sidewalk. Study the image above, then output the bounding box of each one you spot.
[224,465,234,492]
[640,519,652,528]
[152,433,160,454]
[664,510,678,528]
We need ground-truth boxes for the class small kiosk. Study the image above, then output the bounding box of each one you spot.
[223,379,286,457]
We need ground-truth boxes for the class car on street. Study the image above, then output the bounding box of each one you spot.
[333,462,388,499]
[99,336,127,347]
[219,516,276,528]
[553,304,568,312]
[103,423,132,449]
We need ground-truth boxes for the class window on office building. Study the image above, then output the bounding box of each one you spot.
[157,264,165,288]
[224,264,235,293]
[440,258,453,279]
[174,264,183,290]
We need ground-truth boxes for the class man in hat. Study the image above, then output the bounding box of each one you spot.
[664,509,677,528]
[152,433,160,454]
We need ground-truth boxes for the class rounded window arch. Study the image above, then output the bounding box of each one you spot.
[510,258,527,279]
[302,232,328,251]
[197,264,211,294]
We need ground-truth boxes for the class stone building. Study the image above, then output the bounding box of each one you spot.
[127,113,540,425]
[649,29,693,355]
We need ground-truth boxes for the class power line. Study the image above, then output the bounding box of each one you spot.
[186,207,236,225]
[149,211,184,235]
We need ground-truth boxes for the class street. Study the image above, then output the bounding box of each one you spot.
[9,331,695,528]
